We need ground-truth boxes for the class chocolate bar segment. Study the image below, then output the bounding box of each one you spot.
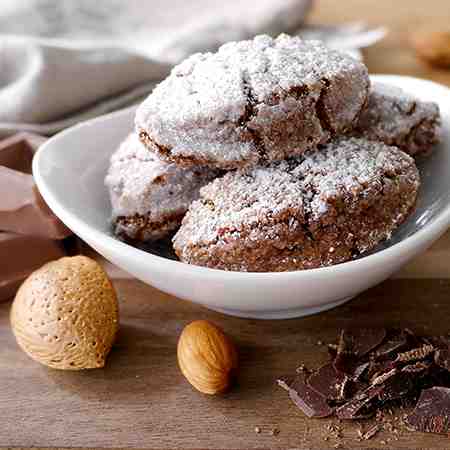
[0,232,66,302]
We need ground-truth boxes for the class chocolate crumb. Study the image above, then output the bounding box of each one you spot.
[360,424,381,440]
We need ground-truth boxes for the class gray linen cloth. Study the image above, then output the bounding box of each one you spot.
[0,0,313,136]
[0,0,384,137]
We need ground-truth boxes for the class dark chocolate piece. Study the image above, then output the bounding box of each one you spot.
[435,348,450,372]
[277,376,333,418]
[307,363,347,401]
[336,384,383,420]
[407,387,450,434]
[334,328,386,374]
[280,328,450,428]
[432,338,450,372]
[352,361,370,381]
[375,328,410,360]
[378,371,415,402]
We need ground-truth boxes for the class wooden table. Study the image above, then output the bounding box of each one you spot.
[2,1,450,449]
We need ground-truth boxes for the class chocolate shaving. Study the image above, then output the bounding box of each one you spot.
[360,424,381,440]
[371,368,397,386]
[402,361,432,374]
[407,387,450,434]
[395,344,435,363]
[277,376,333,418]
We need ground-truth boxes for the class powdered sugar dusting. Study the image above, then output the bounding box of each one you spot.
[136,34,369,169]
[355,81,441,156]
[297,137,418,219]
[105,133,216,221]
[173,137,419,256]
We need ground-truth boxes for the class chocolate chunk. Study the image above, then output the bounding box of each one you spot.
[0,166,71,239]
[374,328,410,360]
[277,376,333,418]
[435,348,450,371]
[352,361,370,381]
[0,132,45,172]
[334,328,386,374]
[378,371,415,402]
[431,338,450,372]
[407,387,450,434]
[0,133,71,240]
[336,384,383,419]
[280,328,450,427]
[367,360,396,383]
[0,232,66,302]
[307,363,347,401]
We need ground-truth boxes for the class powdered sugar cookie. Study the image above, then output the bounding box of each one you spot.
[173,137,419,272]
[354,82,441,156]
[136,34,369,169]
[105,133,217,242]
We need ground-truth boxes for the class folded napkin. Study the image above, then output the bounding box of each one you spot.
[0,0,314,137]
[0,0,386,137]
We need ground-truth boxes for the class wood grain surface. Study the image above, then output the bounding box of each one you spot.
[0,278,450,449]
[3,1,450,449]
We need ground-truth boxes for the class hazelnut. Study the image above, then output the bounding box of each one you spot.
[177,320,238,394]
[411,31,450,69]
[10,256,119,370]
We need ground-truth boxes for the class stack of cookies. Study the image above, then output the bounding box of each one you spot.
[105,34,441,272]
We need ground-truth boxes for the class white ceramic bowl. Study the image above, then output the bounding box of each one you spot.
[33,75,450,319]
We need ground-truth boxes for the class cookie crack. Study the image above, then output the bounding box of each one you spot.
[315,78,334,135]
[238,70,267,160]
[405,117,436,149]
[139,129,173,158]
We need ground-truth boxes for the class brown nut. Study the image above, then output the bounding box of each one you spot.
[10,256,119,370]
[177,320,238,394]
[411,31,450,69]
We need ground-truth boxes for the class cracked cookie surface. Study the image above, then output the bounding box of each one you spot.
[172,137,420,272]
[354,82,441,156]
[136,34,369,169]
[105,133,217,242]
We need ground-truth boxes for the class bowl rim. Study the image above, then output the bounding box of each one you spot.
[33,74,450,281]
